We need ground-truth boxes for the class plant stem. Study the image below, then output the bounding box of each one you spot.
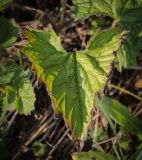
[108,84,142,102]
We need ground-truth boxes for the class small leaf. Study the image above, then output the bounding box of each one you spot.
[3,85,17,112]
[3,77,35,115]
[22,28,125,140]
[95,96,142,136]
[0,17,19,48]
[16,79,35,115]
[119,136,131,151]
[0,0,12,11]
[32,141,47,157]
[139,31,142,37]
[72,151,117,160]
[0,61,21,85]
[115,26,142,71]
[91,126,108,142]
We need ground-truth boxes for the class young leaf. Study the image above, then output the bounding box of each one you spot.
[0,0,12,11]
[22,28,125,140]
[32,141,47,157]
[73,0,142,71]
[91,126,109,142]
[72,151,117,160]
[3,78,35,115]
[0,17,19,48]
[95,96,142,136]
[0,61,21,85]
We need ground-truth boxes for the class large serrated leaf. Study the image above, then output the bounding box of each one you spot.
[95,96,142,136]
[0,17,19,48]
[73,0,141,20]
[22,28,125,140]
[73,0,114,20]
[72,151,117,160]
[73,0,142,71]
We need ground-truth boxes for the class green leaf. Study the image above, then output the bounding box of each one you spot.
[73,0,141,20]
[73,0,142,70]
[95,96,142,136]
[115,8,142,70]
[120,8,142,24]
[139,31,142,37]
[72,151,117,160]
[3,77,35,115]
[22,28,125,140]
[0,17,19,48]
[0,0,12,11]
[0,61,21,85]
[119,136,131,151]
[32,141,47,157]
[73,0,114,20]
[91,126,108,141]
[115,28,142,71]
[2,85,17,112]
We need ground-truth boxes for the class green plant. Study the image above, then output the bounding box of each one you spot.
[0,0,142,159]
[21,27,125,140]
[72,151,117,160]
[73,0,142,71]
[0,4,35,120]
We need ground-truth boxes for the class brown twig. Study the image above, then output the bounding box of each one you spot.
[48,128,70,156]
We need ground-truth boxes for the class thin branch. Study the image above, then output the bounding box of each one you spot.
[108,84,142,102]
[48,129,70,156]
[3,112,18,138]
